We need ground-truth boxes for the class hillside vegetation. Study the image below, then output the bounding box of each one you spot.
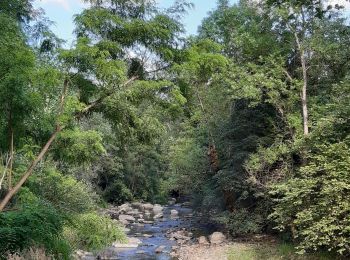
[0,0,349,258]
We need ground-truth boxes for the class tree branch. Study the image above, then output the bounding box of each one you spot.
[0,76,138,211]
[80,76,138,115]
[0,78,69,212]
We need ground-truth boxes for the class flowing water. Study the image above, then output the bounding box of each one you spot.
[95,202,218,260]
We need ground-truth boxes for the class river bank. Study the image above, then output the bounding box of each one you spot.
[74,199,334,260]
[74,198,229,259]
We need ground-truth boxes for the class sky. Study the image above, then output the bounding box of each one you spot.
[33,0,237,46]
[33,0,350,46]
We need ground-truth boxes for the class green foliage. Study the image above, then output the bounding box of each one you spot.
[270,126,350,254]
[103,179,133,204]
[0,0,34,22]
[0,14,36,151]
[55,129,106,165]
[64,213,126,252]
[1,0,350,258]
[215,209,265,237]
[0,203,71,259]
[26,166,97,214]
[167,134,208,194]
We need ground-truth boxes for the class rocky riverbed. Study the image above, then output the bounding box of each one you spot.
[75,199,228,260]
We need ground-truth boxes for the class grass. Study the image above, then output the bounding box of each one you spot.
[227,242,335,260]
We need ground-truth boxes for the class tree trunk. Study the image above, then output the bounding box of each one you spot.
[8,117,14,190]
[0,77,136,211]
[0,78,69,212]
[0,127,62,211]
[195,87,219,172]
[293,31,309,136]
[300,49,309,136]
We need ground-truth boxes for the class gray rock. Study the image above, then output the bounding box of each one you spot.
[154,213,163,219]
[170,251,178,258]
[167,230,192,242]
[75,249,94,259]
[121,227,130,233]
[112,237,142,248]
[132,202,144,210]
[118,203,132,213]
[153,204,163,214]
[155,245,166,253]
[119,219,129,225]
[143,203,154,210]
[170,209,179,216]
[209,232,226,245]
[119,214,135,223]
[198,236,209,245]
[126,209,140,215]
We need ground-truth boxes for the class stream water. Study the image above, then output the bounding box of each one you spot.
[95,202,218,260]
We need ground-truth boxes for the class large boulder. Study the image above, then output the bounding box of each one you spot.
[143,203,154,211]
[131,202,144,211]
[118,203,132,213]
[209,232,226,245]
[119,214,135,225]
[126,209,140,216]
[153,204,163,214]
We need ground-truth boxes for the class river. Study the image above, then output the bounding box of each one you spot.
[90,200,218,260]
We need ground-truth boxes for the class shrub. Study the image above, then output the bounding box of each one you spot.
[270,135,350,255]
[26,167,97,214]
[103,179,133,204]
[215,209,265,236]
[64,213,126,252]
[0,203,71,259]
[55,129,106,165]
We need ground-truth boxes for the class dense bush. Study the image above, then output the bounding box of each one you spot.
[0,203,70,259]
[270,127,350,254]
[215,209,265,237]
[26,166,97,214]
[64,213,126,251]
[103,179,133,204]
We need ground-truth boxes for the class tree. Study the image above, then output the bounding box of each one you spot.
[265,0,342,135]
[0,14,36,191]
[0,0,190,211]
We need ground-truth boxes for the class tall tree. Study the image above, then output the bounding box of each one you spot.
[0,0,190,211]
